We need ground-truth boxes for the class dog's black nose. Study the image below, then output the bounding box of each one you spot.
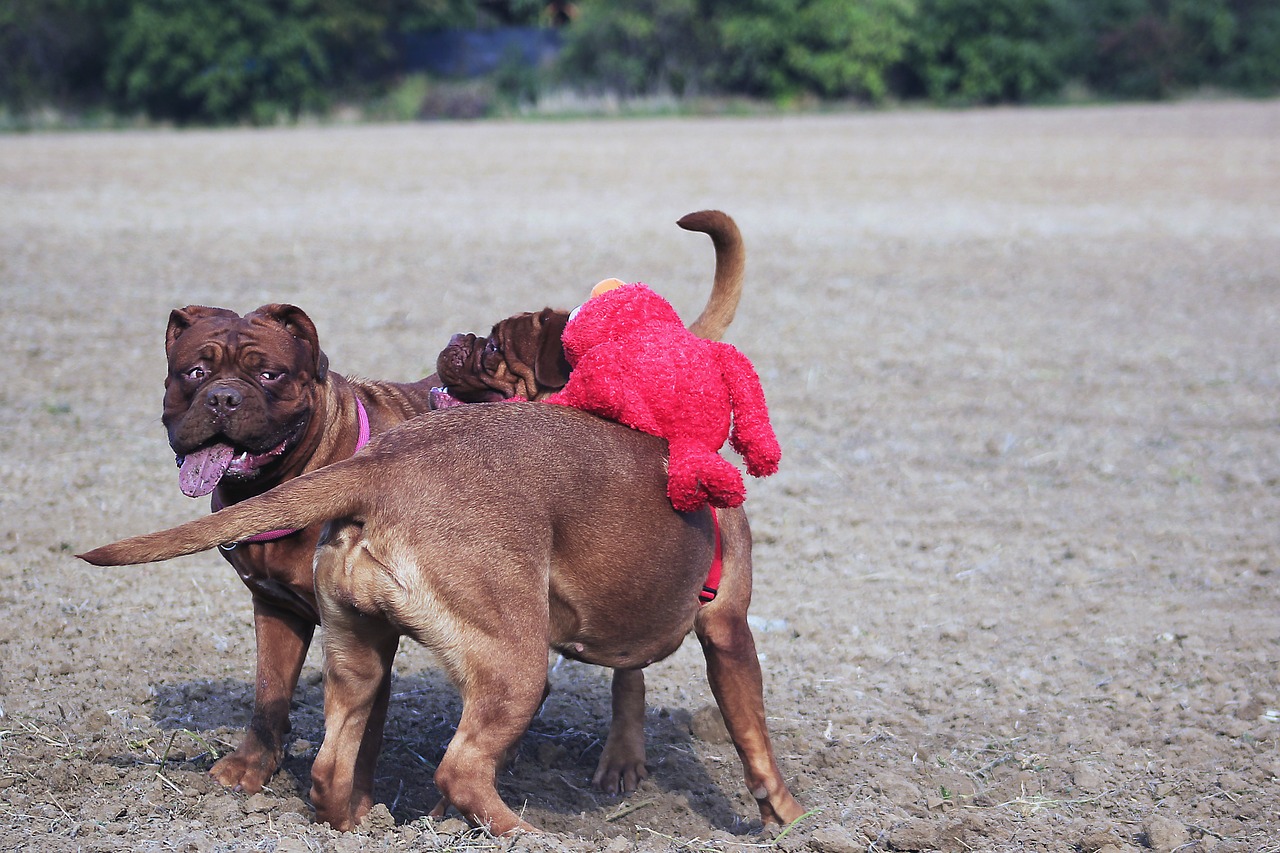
[206,385,243,412]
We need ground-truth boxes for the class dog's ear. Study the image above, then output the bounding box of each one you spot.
[253,304,329,382]
[533,308,571,391]
[166,306,239,355]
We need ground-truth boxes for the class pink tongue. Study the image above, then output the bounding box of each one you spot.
[179,444,235,498]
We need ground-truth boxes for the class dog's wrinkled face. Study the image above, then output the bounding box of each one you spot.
[435,308,570,403]
[162,304,328,497]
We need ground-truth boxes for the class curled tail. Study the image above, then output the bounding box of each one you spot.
[679,210,744,342]
[715,343,781,478]
[79,460,366,566]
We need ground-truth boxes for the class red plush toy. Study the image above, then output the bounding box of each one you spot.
[546,279,780,511]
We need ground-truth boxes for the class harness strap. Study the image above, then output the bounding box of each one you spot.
[699,506,723,604]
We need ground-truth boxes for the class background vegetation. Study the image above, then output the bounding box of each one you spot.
[3,0,1278,125]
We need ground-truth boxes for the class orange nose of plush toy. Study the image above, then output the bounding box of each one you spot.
[590,278,627,299]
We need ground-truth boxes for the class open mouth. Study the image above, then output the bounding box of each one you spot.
[429,387,465,409]
[176,438,291,498]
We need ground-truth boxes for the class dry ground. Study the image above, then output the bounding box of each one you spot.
[1,100,1278,852]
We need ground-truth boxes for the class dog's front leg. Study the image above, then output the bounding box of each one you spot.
[210,598,314,792]
[592,668,649,793]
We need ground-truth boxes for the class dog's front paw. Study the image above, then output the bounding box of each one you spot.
[210,745,278,793]
[591,748,649,795]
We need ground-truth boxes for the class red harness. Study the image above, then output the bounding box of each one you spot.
[699,506,723,604]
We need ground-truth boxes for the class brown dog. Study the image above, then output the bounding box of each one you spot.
[157,303,441,795]
[81,403,804,835]
[431,210,750,795]
[434,210,744,405]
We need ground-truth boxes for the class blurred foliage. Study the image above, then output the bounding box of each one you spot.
[564,0,1280,104]
[903,0,1083,103]
[105,0,331,123]
[714,0,916,100]
[553,0,707,96]
[0,0,115,112]
[1222,1,1280,93]
[557,0,914,100]
[2,0,1278,124]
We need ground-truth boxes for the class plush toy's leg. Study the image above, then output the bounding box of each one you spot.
[667,444,746,511]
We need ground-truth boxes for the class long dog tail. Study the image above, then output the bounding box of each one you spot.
[78,460,366,566]
[679,210,744,342]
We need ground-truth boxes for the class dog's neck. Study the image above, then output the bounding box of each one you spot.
[212,396,370,546]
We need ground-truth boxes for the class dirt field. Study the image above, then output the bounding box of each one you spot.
[2,100,1278,852]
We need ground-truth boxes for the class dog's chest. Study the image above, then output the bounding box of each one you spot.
[222,546,320,623]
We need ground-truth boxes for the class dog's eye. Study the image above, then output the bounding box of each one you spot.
[184,366,205,381]
[484,339,502,355]
[260,370,282,383]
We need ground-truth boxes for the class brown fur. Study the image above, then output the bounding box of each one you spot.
[435,210,744,403]
[159,302,440,794]
[430,210,750,796]
[81,403,803,834]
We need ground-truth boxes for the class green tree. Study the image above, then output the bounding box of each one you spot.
[1222,0,1280,92]
[786,0,915,99]
[560,0,915,101]
[906,0,1083,103]
[556,0,708,96]
[105,0,331,123]
[0,0,118,112]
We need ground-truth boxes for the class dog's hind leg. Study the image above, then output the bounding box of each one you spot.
[693,509,804,826]
[350,640,396,822]
[309,527,401,830]
[429,639,548,834]
[592,668,649,793]
[309,600,400,830]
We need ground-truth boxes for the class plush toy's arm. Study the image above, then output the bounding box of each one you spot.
[715,343,781,478]
[544,347,631,423]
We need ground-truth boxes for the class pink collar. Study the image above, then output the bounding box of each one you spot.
[216,397,369,547]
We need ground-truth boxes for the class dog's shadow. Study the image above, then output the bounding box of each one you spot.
[151,656,753,833]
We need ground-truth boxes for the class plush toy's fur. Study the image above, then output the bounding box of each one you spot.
[546,282,780,511]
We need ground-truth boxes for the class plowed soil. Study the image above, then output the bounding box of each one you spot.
[2,99,1278,852]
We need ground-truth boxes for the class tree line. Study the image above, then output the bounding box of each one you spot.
[3,0,1277,125]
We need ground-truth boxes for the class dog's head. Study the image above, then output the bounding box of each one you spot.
[162,303,329,497]
[435,307,571,404]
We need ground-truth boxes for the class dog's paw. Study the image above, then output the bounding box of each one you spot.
[591,753,649,795]
[210,747,277,793]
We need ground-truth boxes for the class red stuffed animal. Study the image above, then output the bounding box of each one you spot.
[546,280,780,511]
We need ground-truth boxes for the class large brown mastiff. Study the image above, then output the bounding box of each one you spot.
[158,302,439,794]
[81,402,804,835]
[430,210,753,797]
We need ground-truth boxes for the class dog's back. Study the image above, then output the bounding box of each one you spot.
[83,405,714,602]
